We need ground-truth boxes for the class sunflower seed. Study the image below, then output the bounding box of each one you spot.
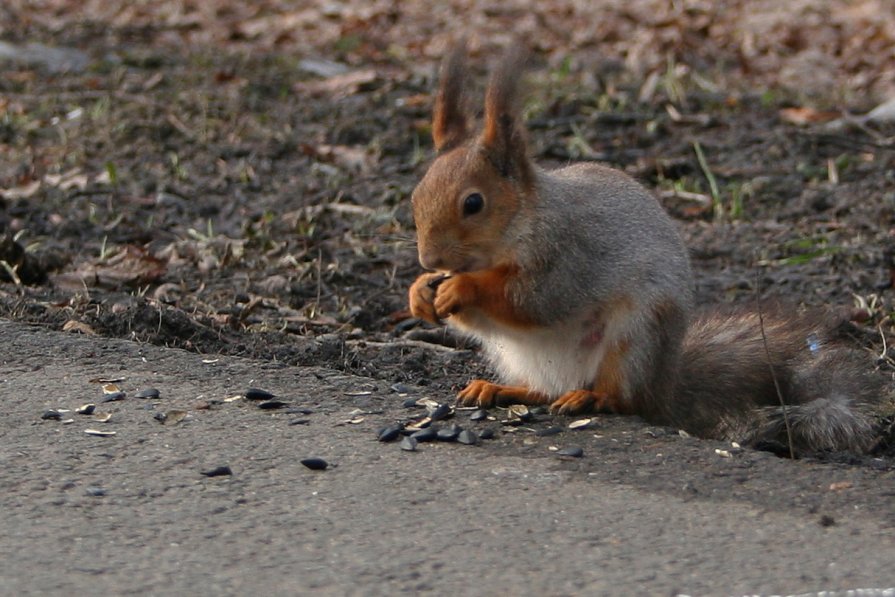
[75,404,96,415]
[410,427,438,442]
[85,486,106,497]
[201,466,232,477]
[402,398,420,408]
[535,426,563,437]
[41,410,62,421]
[134,388,160,399]
[244,388,275,401]
[457,429,478,445]
[101,383,122,394]
[556,446,583,458]
[568,418,593,430]
[84,429,116,437]
[400,436,418,452]
[436,425,462,442]
[479,427,496,440]
[258,399,288,410]
[101,391,126,403]
[300,457,328,471]
[377,425,403,442]
[429,403,453,421]
[469,408,489,421]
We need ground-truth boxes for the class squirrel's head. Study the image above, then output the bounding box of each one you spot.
[411,43,534,274]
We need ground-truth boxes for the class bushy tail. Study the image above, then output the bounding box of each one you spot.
[667,308,888,454]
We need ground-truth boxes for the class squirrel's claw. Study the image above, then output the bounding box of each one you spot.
[409,273,446,324]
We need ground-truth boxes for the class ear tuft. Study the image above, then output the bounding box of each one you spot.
[432,41,470,152]
[481,42,531,182]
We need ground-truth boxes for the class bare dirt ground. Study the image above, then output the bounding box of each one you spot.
[2,1,895,593]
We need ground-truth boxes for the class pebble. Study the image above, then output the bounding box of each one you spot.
[201,466,233,477]
[300,457,328,471]
[556,446,584,458]
[244,388,275,401]
[134,388,160,399]
[400,436,418,452]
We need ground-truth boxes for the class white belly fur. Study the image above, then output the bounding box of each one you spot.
[451,312,624,399]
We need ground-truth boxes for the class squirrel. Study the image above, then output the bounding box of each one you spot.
[407,43,888,454]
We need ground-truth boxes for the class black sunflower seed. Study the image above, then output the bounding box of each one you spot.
[201,466,233,477]
[101,391,126,403]
[556,446,584,458]
[535,426,564,437]
[457,429,478,445]
[41,410,62,420]
[469,409,489,421]
[377,425,403,442]
[410,427,438,442]
[245,388,275,401]
[258,399,288,410]
[300,457,328,471]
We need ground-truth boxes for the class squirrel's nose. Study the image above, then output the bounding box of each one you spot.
[418,248,443,271]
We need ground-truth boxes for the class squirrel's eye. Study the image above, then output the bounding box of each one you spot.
[462,192,484,216]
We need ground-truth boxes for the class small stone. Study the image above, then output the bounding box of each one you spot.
[410,427,438,442]
[134,388,160,399]
[201,466,233,477]
[400,436,418,451]
[556,446,584,458]
[457,429,478,445]
[377,425,403,442]
[245,388,275,401]
[41,410,62,421]
[469,409,489,421]
[300,457,328,471]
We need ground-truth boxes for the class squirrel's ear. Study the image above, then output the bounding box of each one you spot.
[432,42,470,152]
[481,43,531,182]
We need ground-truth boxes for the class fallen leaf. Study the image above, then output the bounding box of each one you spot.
[779,107,842,125]
[294,69,379,98]
[62,320,97,335]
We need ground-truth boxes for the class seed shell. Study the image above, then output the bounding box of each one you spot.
[400,436,418,452]
[300,457,328,471]
[244,388,275,401]
[134,388,160,399]
[556,446,584,458]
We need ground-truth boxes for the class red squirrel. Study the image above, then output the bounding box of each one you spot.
[408,43,887,453]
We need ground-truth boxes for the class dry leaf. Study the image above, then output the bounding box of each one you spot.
[294,69,379,98]
[62,320,97,335]
[779,107,842,126]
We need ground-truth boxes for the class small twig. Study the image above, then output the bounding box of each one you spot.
[693,140,723,220]
[755,265,795,459]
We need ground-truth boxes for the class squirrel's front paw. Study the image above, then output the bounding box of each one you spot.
[433,275,475,320]
[409,273,448,324]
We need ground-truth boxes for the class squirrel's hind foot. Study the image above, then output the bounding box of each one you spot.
[457,380,548,408]
[550,389,624,416]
